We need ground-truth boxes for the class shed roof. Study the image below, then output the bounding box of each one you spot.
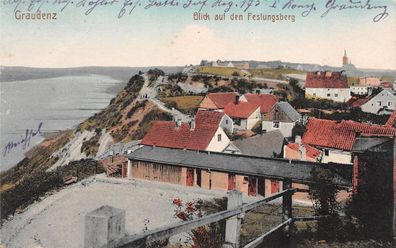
[232,130,285,158]
[128,146,352,186]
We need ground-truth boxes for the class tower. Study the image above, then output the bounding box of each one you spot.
[343,50,349,66]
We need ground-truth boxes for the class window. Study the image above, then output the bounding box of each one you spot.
[273,122,280,128]
[313,93,316,97]
[327,93,331,97]
[217,134,222,142]
[324,149,329,156]
[388,101,392,107]
[335,94,338,97]
[225,119,228,124]
[377,101,382,106]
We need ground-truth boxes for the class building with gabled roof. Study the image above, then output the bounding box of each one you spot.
[224,101,261,130]
[302,118,396,164]
[140,120,230,152]
[284,143,322,162]
[240,93,277,115]
[199,92,238,110]
[262,101,301,138]
[224,130,285,158]
[305,71,351,102]
[359,88,396,115]
[195,110,234,133]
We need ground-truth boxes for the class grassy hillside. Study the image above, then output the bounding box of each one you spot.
[0,72,172,220]
[197,66,246,77]
[248,68,305,79]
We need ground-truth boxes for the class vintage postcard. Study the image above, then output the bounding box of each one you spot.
[1,0,396,247]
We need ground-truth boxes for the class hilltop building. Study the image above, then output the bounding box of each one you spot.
[305,71,351,102]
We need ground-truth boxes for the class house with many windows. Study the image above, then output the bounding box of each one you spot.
[305,71,351,102]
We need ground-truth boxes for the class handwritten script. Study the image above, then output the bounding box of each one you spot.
[3,122,43,157]
[1,0,390,22]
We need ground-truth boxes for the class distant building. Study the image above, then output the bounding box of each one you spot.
[305,71,351,102]
[224,101,261,130]
[359,88,396,115]
[212,60,249,70]
[262,101,301,138]
[359,76,381,87]
[342,50,349,66]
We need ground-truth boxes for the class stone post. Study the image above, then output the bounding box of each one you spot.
[223,190,243,248]
[84,205,125,248]
[282,179,293,239]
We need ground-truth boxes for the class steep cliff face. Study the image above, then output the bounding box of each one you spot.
[0,73,172,220]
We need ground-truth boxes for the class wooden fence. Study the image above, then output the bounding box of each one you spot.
[84,179,323,248]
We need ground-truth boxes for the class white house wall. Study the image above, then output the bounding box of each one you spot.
[220,115,234,133]
[306,88,351,102]
[361,90,396,115]
[206,127,231,152]
[262,121,295,138]
[321,149,352,165]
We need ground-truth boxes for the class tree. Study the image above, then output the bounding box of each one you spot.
[308,167,341,240]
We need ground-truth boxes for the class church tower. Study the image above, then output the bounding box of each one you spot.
[343,50,349,66]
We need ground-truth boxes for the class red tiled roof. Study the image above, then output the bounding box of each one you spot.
[286,143,322,160]
[140,121,218,150]
[306,71,349,89]
[224,101,259,119]
[195,110,224,127]
[347,97,371,108]
[385,110,396,127]
[302,118,396,151]
[208,92,238,108]
[243,93,277,114]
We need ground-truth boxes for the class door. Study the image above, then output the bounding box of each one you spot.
[228,174,236,190]
[271,180,279,194]
[196,169,202,187]
[248,177,258,196]
[258,177,265,196]
[186,168,194,186]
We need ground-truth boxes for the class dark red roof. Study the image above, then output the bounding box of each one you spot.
[347,97,371,108]
[224,101,259,119]
[286,143,322,160]
[243,93,277,114]
[140,121,219,150]
[302,118,396,151]
[385,110,396,127]
[306,71,349,89]
[208,92,238,108]
[195,110,224,127]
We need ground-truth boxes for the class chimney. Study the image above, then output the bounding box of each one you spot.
[295,135,302,144]
[235,95,240,104]
[190,118,195,130]
[299,145,307,161]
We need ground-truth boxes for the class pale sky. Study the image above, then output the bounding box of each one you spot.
[0,0,395,69]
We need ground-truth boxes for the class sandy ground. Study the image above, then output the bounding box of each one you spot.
[0,175,257,248]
